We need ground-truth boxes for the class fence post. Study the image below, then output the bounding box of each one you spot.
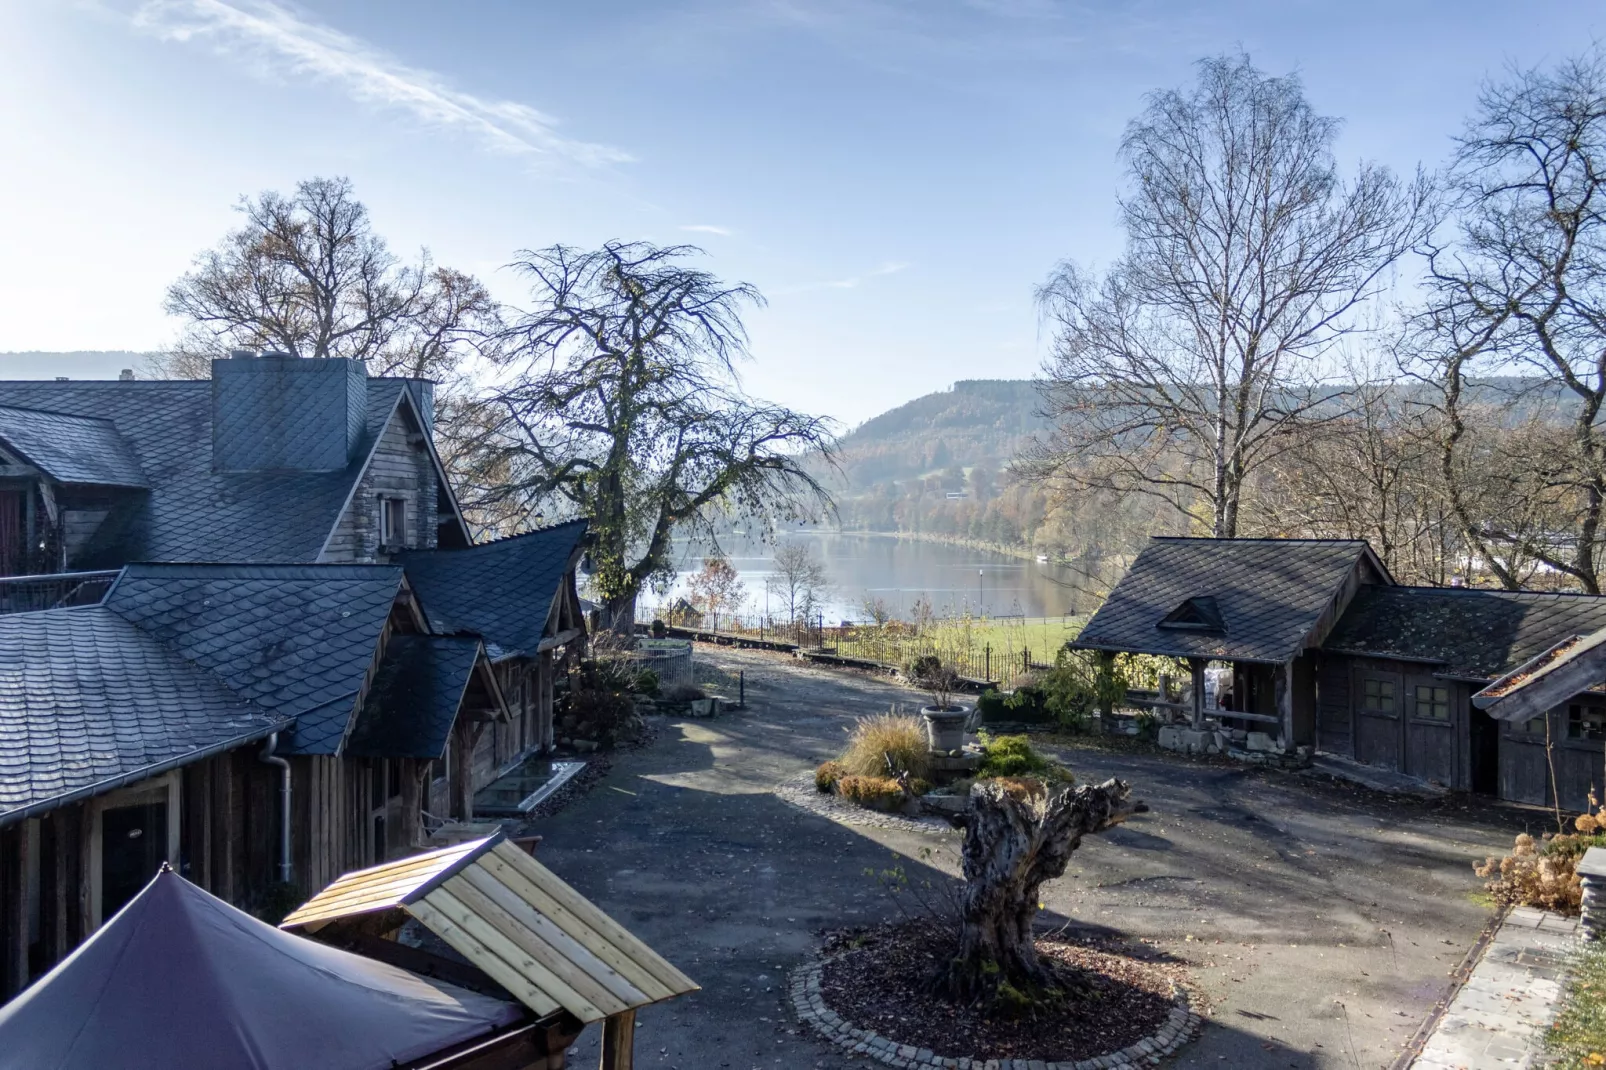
[985,645,991,682]
[1024,648,1030,673]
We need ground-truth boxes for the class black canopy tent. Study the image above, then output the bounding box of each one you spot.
[0,866,533,1070]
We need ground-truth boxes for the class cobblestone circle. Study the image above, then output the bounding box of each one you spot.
[774,771,959,835]
[789,955,1201,1069]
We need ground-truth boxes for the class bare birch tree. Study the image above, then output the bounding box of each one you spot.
[1032,54,1430,537]
[1416,50,1606,592]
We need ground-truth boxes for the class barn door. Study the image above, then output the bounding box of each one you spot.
[1353,669,1403,771]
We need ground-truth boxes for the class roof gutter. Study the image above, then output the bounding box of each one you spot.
[0,717,290,830]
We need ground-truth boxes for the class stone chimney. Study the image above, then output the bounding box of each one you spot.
[211,353,368,472]
[403,378,435,436]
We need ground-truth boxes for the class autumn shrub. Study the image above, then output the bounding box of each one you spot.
[836,775,906,809]
[1473,832,1606,915]
[840,712,930,780]
[815,760,845,793]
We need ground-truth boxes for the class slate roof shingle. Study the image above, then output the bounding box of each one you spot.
[1072,537,1383,663]
[103,563,404,754]
[0,376,411,565]
[1323,585,1606,680]
[344,635,487,760]
[0,405,148,488]
[400,519,587,659]
[0,606,285,819]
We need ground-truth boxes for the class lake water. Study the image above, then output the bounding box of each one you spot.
[647,531,1090,624]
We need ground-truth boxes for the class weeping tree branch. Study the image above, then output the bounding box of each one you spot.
[444,241,836,627]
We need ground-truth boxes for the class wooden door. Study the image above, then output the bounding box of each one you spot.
[1353,668,1403,770]
[1404,677,1457,786]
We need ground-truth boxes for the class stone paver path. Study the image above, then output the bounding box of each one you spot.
[1413,906,1579,1069]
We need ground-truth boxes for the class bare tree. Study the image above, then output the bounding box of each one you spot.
[1247,352,1467,583]
[1032,54,1430,537]
[450,242,835,629]
[157,176,499,380]
[687,556,747,630]
[1417,50,1606,592]
[771,540,830,627]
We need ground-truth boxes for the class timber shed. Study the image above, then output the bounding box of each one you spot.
[1077,537,1606,809]
[282,831,699,1069]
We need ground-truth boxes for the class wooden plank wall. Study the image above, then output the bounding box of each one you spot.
[322,403,439,563]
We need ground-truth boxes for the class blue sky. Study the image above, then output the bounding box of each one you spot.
[0,2,1599,427]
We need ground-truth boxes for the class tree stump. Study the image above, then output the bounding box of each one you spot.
[934,777,1145,1009]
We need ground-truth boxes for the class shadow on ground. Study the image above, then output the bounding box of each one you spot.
[532,647,1528,1069]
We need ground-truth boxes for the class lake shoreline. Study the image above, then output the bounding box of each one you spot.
[829,528,1049,564]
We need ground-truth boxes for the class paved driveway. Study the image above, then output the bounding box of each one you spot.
[531,647,1538,1069]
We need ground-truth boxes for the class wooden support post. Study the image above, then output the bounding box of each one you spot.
[1188,658,1206,729]
[50,809,70,960]
[538,652,555,754]
[1278,660,1295,752]
[1096,651,1116,721]
[600,1009,636,1070]
[2,823,30,997]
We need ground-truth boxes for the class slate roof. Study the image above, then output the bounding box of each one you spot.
[0,405,147,487]
[1323,585,1606,680]
[103,563,405,754]
[0,606,285,822]
[0,377,412,565]
[345,635,486,760]
[1072,538,1384,663]
[400,519,588,659]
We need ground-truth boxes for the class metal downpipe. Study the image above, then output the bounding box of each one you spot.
[258,732,293,885]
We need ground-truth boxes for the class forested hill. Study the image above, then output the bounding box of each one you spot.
[834,379,1048,486]
[822,379,1064,549]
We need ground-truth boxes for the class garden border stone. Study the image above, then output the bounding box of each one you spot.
[789,953,1201,1069]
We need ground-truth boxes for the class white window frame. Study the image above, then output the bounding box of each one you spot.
[378,495,408,550]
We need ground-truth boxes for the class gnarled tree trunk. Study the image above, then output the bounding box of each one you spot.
[935,778,1144,1006]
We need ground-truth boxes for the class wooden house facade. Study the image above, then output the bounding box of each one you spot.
[0,355,591,1002]
[1074,538,1606,812]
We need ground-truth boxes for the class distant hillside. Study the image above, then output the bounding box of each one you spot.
[835,379,1048,486]
[0,351,154,380]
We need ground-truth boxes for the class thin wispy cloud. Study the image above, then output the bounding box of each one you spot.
[773,260,910,295]
[130,0,632,167]
[678,224,732,236]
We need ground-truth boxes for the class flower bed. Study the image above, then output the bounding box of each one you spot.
[795,920,1199,1068]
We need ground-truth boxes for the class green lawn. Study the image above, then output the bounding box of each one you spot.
[922,615,1087,661]
[1548,940,1606,1068]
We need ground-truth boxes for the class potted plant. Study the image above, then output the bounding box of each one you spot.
[909,655,970,753]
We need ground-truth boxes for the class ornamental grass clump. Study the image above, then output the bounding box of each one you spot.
[840,712,930,780]
[815,760,845,793]
[836,775,906,809]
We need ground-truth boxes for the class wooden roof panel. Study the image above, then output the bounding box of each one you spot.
[281,831,698,1024]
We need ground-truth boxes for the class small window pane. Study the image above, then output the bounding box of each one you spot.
[1569,704,1606,741]
[1363,678,1395,713]
[1523,716,1547,735]
[1414,684,1450,721]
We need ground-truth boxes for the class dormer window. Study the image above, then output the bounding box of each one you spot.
[1157,595,1225,634]
[379,496,408,550]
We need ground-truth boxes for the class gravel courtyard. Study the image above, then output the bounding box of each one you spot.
[531,646,1537,1069]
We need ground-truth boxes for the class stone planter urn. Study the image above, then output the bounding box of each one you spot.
[921,706,971,754]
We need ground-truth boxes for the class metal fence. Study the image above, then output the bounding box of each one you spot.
[0,571,119,616]
[638,606,1068,684]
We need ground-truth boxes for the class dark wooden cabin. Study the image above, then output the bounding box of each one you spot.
[1074,538,1606,811]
